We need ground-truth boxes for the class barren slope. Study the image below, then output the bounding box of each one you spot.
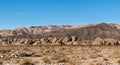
[0,23,120,45]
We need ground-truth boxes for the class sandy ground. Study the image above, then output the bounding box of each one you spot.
[0,45,120,65]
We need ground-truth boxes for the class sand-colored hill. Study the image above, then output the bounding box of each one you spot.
[0,23,120,45]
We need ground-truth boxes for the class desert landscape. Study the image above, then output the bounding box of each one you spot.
[1,0,120,65]
[0,23,120,65]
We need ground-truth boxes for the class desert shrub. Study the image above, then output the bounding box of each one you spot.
[33,53,42,57]
[21,62,34,65]
[20,51,33,57]
[0,60,3,65]
[103,58,109,61]
[57,56,70,63]
[115,58,120,64]
[20,58,35,65]
[0,49,11,54]
[15,59,21,63]
[42,57,51,64]
[3,56,11,61]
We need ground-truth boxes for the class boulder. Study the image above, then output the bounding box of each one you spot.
[104,38,119,45]
[92,37,103,45]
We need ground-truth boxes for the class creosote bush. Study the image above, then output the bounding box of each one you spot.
[42,57,51,64]
[20,58,35,65]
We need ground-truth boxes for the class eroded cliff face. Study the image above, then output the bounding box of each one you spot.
[0,23,120,45]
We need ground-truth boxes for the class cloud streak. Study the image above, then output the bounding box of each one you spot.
[11,12,28,16]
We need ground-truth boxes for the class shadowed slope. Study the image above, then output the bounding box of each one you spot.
[43,23,120,40]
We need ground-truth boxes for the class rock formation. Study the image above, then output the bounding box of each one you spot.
[0,23,120,45]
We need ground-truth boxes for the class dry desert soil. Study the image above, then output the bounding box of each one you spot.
[0,45,120,65]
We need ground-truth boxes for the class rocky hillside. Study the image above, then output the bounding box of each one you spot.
[0,25,72,37]
[0,23,120,45]
[43,23,120,40]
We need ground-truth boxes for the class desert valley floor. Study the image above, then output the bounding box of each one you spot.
[0,45,120,65]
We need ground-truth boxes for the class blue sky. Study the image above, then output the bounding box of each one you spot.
[0,0,120,30]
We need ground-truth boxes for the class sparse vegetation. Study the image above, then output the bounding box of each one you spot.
[57,56,70,63]
[0,59,3,65]
[20,58,35,65]
[42,57,51,64]
[0,46,120,65]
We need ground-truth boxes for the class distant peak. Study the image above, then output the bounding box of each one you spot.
[30,25,72,28]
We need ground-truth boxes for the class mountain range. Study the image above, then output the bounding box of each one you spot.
[0,23,120,45]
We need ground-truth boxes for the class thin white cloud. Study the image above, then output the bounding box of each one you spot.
[11,12,28,16]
